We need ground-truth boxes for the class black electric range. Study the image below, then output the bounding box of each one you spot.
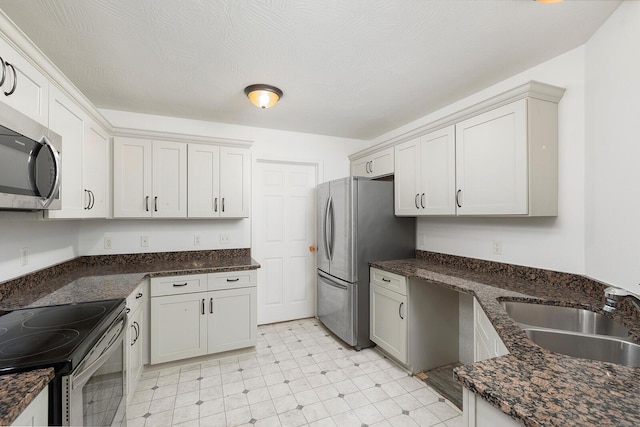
[0,298,126,425]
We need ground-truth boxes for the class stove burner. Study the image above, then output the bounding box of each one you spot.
[23,305,107,329]
[0,329,80,361]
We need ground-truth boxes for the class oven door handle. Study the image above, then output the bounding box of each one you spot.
[70,316,126,390]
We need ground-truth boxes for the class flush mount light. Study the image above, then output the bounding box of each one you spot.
[244,84,283,109]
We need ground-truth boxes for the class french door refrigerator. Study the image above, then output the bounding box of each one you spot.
[317,177,415,349]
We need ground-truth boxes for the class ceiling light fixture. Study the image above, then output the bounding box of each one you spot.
[244,84,283,109]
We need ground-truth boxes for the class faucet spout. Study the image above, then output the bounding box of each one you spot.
[604,286,640,314]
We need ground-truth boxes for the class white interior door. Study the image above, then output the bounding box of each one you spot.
[253,160,318,324]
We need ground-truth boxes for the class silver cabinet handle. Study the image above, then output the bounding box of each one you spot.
[173,283,188,287]
[145,196,150,212]
[89,190,95,210]
[365,161,370,174]
[154,196,158,212]
[369,160,374,174]
[201,299,205,315]
[421,193,425,209]
[382,277,391,282]
[136,292,143,299]
[456,189,462,208]
[214,197,218,212]
[131,321,140,346]
[415,194,420,209]
[84,189,91,210]
[85,189,95,210]
[399,302,404,320]
[125,307,131,314]
[222,197,225,212]
[226,278,240,282]
[4,62,16,96]
[210,297,213,314]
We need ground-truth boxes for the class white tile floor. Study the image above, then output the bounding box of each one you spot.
[127,318,462,427]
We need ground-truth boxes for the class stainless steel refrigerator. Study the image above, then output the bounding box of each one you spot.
[317,177,415,349]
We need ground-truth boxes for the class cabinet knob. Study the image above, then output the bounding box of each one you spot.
[309,245,316,252]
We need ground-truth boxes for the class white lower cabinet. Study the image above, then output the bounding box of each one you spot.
[370,268,459,373]
[463,388,521,427]
[463,298,513,427]
[126,280,148,402]
[473,298,508,362]
[150,271,257,365]
[10,385,48,427]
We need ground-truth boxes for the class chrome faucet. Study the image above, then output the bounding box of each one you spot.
[604,286,640,314]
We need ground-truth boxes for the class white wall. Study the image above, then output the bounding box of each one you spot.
[585,1,640,291]
[372,47,587,274]
[0,211,79,282]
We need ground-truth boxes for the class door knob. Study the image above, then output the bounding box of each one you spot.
[309,245,316,252]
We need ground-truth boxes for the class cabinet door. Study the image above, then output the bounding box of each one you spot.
[474,299,508,362]
[0,37,49,126]
[127,305,144,403]
[45,86,86,218]
[351,157,370,177]
[113,137,152,218]
[219,147,250,218]
[456,100,528,215]
[150,292,207,364]
[187,144,221,218]
[152,141,187,218]
[83,121,109,218]
[421,126,456,215]
[394,137,421,216]
[369,148,394,178]
[208,287,257,353]
[370,283,408,364]
[10,385,48,427]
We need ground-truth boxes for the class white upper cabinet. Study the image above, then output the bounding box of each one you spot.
[456,98,558,216]
[219,147,250,218]
[188,144,250,218]
[0,36,49,126]
[351,147,394,179]
[395,126,456,216]
[45,86,110,219]
[113,137,187,218]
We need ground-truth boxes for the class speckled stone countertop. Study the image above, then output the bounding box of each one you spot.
[0,248,260,310]
[371,251,640,427]
[0,248,259,421]
[0,368,54,425]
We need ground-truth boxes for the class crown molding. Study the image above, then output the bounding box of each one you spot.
[111,126,253,148]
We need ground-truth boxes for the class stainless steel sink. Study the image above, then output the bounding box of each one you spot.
[503,301,629,338]
[523,328,640,367]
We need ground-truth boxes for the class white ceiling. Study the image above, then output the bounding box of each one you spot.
[0,0,621,140]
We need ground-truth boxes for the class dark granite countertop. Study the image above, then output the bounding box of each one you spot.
[0,368,54,425]
[0,248,259,421]
[0,248,260,310]
[371,252,640,427]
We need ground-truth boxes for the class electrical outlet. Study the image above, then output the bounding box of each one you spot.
[104,237,113,250]
[492,240,502,255]
[20,247,28,266]
[220,233,231,244]
[140,236,149,247]
[194,235,201,246]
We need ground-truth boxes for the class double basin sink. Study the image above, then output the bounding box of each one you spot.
[502,301,640,367]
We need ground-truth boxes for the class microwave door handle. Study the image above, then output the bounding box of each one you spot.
[37,135,61,208]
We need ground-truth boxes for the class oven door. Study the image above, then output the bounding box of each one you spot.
[62,313,126,427]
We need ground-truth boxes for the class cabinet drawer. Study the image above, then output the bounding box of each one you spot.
[150,274,207,297]
[370,268,407,295]
[208,270,256,291]
[126,280,148,313]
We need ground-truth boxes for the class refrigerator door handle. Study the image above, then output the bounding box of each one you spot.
[328,196,335,261]
[324,196,332,261]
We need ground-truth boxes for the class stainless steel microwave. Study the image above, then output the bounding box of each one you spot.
[0,101,61,210]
